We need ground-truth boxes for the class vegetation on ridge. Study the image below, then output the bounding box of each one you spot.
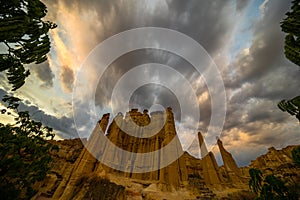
[278,0,300,122]
[0,0,57,199]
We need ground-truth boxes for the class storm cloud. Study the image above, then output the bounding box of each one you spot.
[31,60,55,88]
[0,88,77,139]
[2,0,297,166]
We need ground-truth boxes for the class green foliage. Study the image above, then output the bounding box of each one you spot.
[249,168,263,195]
[0,1,58,198]
[249,168,299,200]
[280,0,300,67]
[0,96,58,200]
[278,0,300,121]
[287,182,300,200]
[292,146,300,167]
[259,175,288,200]
[278,96,300,122]
[0,0,57,90]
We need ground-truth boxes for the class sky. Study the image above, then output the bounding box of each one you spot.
[0,0,299,167]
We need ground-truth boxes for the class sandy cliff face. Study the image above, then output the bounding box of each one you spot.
[101,108,188,189]
[32,138,85,199]
[31,108,299,200]
[249,146,300,184]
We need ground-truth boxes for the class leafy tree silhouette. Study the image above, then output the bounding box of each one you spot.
[0,96,58,199]
[281,0,300,67]
[0,0,57,199]
[292,146,300,167]
[249,149,300,200]
[278,0,300,122]
[259,175,288,200]
[0,0,56,90]
[249,168,263,195]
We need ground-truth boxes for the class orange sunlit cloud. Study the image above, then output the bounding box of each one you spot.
[49,0,102,93]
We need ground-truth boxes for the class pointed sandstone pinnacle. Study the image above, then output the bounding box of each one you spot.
[159,107,188,189]
[101,107,188,189]
[198,132,222,185]
[217,139,240,174]
[198,132,208,158]
[217,138,244,184]
[49,109,253,200]
[55,114,110,200]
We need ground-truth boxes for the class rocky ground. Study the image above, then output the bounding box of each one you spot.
[30,110,300,200]
[31,137,299,200]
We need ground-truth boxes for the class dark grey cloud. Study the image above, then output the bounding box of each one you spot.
[40,0,300,166]
[230,67,300,105]
[245,99,287,123]
[229,0,294,86]
[165,0,236,54]
[94,49,212,133]
[236,0,251,12]
[45,0,239,54]
[65,0,298,139]
[31,60,55,88]
[18,103,77,138]
[43,0,244,135]
[0,88,6,99]
[0,88,77,138]
[60,66,74,92]
[95,50,201,105]
[129,84,182,119]
[224,0,300,132]
[69,0,244,137]
[215,0,300,166]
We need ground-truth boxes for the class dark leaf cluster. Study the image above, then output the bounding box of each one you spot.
[280,0,300,67]
[278,0,300,122]
[278,96,300,122]
[0,96,58,200]
[0,0,56,90]
[249,165,299,200]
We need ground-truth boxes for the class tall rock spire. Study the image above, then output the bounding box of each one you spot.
[198,132,222,185]
[217,138,243,183]
[159,107,188,189]
[97,108,188,190]
[217,139,240,174]
[54,114,110,199]
[198,132,208,158]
